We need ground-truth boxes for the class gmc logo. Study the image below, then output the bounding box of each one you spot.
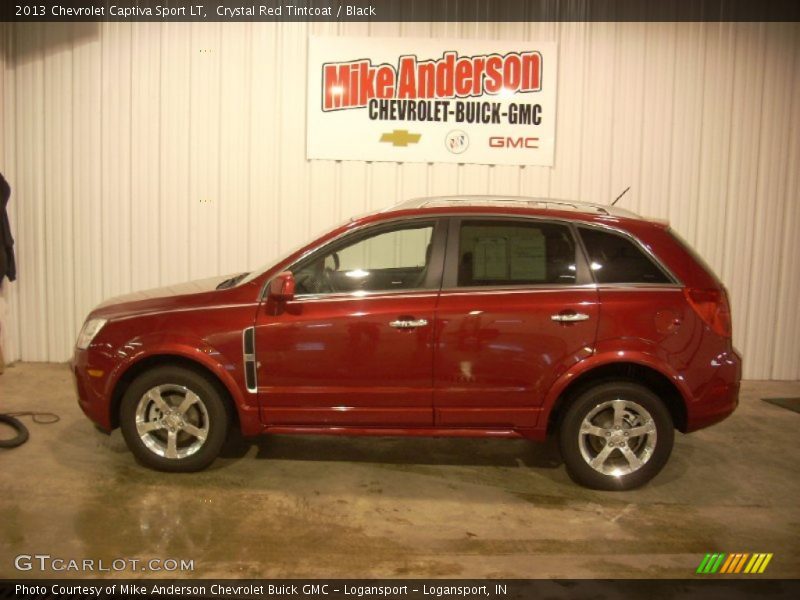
[489,136,539,149]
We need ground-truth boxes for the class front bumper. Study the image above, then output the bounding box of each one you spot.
[72,348,114,431]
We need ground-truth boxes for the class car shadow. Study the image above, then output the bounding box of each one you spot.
[218,429,563,469]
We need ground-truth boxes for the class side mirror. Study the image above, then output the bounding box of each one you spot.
[268,271,295,302]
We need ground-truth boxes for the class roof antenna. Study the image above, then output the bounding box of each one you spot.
[612,186,631,206]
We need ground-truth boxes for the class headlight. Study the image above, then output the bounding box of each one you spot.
[76,318,107,350]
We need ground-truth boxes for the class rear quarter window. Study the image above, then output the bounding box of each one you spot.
[579,227,672,284]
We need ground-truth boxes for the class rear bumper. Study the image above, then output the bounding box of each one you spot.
[684,348,742,432]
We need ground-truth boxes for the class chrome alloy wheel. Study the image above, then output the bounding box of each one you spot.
[578,399,657,477]
[134,384,210,459]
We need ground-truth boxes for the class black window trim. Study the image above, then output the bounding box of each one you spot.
[442,215,593,291]
[276,216,448,301]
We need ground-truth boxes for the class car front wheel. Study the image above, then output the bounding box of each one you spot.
[120,366,229,472]
[559,382,674,490]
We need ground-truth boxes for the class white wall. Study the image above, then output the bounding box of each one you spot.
[0,21,798,380]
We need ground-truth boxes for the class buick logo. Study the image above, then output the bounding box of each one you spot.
[445,130,469,154]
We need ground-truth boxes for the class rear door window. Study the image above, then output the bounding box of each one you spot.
[579,227,671,284]
[457,220,577,287]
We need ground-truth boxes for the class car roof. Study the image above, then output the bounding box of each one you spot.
[385,195,642,220]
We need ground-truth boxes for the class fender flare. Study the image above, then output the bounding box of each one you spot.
[105,336,259,436]
[538,349,691,429]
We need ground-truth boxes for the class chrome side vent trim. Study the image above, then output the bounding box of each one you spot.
[242,326,257,393]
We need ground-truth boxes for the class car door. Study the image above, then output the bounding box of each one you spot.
[255,218,446,427]
[433,216,599,429]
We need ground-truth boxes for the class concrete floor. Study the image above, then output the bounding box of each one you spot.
[0,362,798,579]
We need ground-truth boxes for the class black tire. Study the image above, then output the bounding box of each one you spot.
[559,381,674,491]
[0,414,29,448]
[120,366,229,472]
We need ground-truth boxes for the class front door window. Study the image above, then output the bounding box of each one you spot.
[292,223,435,295]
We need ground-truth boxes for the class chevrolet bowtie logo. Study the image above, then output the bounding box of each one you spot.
[380,129,421,147]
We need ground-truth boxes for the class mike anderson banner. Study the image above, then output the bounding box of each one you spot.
[307,36,557,166]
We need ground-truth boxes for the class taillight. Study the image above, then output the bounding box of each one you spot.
[684,287,732,338]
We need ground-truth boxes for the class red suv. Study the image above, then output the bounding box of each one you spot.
[72,196,741,490]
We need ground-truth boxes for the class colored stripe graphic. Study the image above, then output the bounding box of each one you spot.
[697,553,726,574]
[696,554,712,574]
[758,554,773,573]
[720,554,736,573]
[744,554,760,573]
[699,553,773,574]
[721,553,739,573]
[738,554,751,573]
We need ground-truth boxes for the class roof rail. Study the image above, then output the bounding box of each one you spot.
[390,195,640,219]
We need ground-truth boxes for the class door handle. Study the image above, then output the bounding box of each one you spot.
[551,312,590,323]
[389,318,429,329]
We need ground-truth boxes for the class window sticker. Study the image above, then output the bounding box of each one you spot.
[473,237,508,280]
[509,232,545,280]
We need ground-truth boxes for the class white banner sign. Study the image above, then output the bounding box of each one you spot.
[307,36,557,166]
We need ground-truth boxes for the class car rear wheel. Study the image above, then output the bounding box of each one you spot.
[120,366,229,472]
[559,382,674,490]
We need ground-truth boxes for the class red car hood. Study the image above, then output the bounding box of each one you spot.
[90,275,237,320]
